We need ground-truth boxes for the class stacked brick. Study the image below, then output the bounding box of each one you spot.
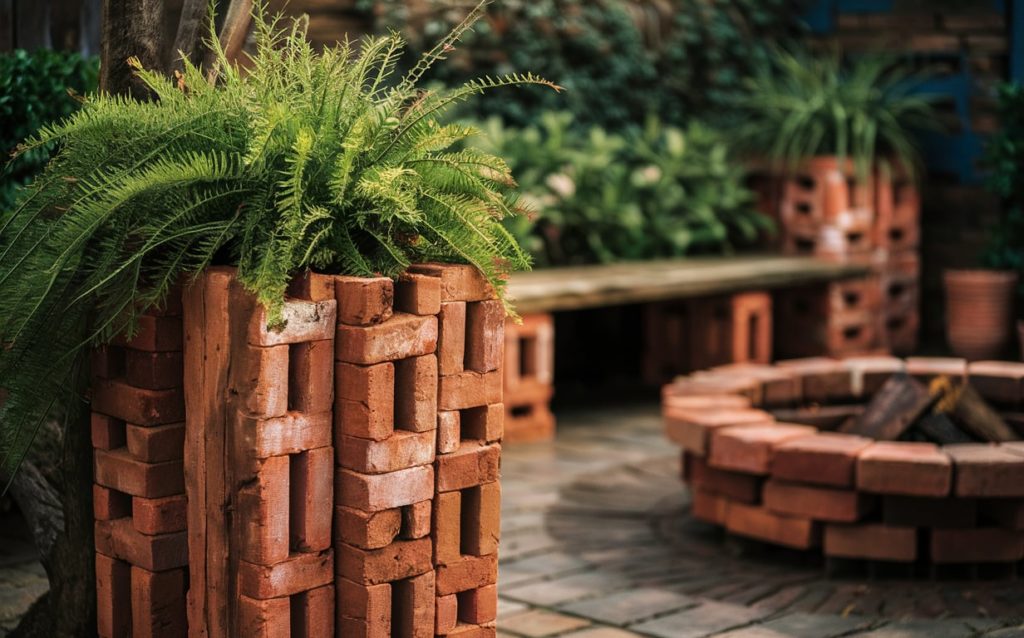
[92,298,188,637]
[665,357,1024,568]
[766,159,921,357]
[642,292,773,386]
[503,314,556,443]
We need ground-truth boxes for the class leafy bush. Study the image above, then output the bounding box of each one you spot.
[0,49,98,212]
[468,113,771,267]
[0,3,552,471]
[734,48,939,177]
[372,0,807,130]
[982,83,1024,280]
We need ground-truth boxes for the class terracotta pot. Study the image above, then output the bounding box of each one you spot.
[943,269,1019,360]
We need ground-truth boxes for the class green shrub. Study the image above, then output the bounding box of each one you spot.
[982,83,1024,281]
[734,48,940,177]
[468,112,771,267]
[372,0,807,130]
[0,49,98,212]
[0,3,552,472]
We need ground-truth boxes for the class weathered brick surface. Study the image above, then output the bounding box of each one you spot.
[856,442,952,497]
[763,480,873,523]
[664,407,775,456]
[771,432,872,487]
[708,423,816,475]
[824,523,916,562]
[685,453,762,504]
[724,501,820,549]
[943,443,1024,497]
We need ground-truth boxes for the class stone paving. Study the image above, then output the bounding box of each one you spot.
[497,402,1024,638]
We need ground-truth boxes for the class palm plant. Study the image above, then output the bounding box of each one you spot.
[735,48,939,178]
[0,0,557,477]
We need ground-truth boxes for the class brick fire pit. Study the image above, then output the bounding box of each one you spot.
[664,357,1024,568]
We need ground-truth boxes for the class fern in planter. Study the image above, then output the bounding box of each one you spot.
[0,1,556,475]
[734,48,939,177]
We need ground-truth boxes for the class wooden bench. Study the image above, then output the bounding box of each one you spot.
[501,255,869,443]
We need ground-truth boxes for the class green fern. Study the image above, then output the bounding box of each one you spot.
[0,0,558,479]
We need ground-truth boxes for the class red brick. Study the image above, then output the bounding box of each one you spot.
[395,272,442,316]
[338,577,390,628]
[709,423,816,475]
[724,502,820,550]
[434,491,462,566]
[92,378,184,426]
[287,270,337,302]
[291,584,335,638]
[459,584,497,625]
[249,299,337,346]
[466,300,504,373]
[462,482,501,556]
[729,292,773,365]
[968,361,1024,405]
[336,313,438,365]
[775,357,853,402]
[92,345,125,380]
[392,571,435,638]
[436,442,500,493]
[336,506,401,550]
[132,495,187,535]
[662,394,751,411]
[690,489,730,525]
[763,480,873,523]
[111,315,183,352]
[461,404,504,444]
[931,528,1024,563]
[435,554,498,596]
[905,356,967,383]
[406,263,495,303]
[288,339,334,414]
[238,411,332,458]
[707,363,798,406]
[130,565,186,638]
[339,430,435,474]
[664,407,775,456]
[336,362,394,441]
[93,484,131,521]
[234,344,289,418]
[945,443,1024,497]
[336,465,435,512]
[95,553,130,638]
[402,500,432,539]
[436,594,459,635]
[336,539,433,585]
[238,595,290,636]
[663,375,761,403]
[983,499,1024,529]
[439,369,502,411]
[94,518,188,571]
[856,442,952,497]
[439,302,467,376]
[125,422,185,463]
[883,495,977,529]
[686,454,761,503]
[438,411,461,454]
[91,412,126,450]
[447,624,496,638]
[239,455,290,565]
[771,432,873,487]
[824,523,916,562]
[290,447,334,552]
[335,275,394,326]
[124,350,183,390]
[395,354,438,433]
[238,549,334,599]
[843,355,905,396]
[94,448,184,498]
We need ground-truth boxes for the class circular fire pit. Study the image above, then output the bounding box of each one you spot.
[663,356,1024,569]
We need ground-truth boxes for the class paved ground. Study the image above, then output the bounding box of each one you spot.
[497,402,1024,638]
[2,401,1024,636]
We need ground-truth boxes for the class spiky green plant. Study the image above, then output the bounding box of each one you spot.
[0,1,557,479]
[735,48,939,178]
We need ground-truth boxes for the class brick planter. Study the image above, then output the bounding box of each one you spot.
[664,357,1024,567]
[93,264,504,636]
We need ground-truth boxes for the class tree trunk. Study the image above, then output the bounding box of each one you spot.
[100,0,167,97]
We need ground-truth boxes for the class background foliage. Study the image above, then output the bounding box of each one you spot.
[0,49,98,212]
[982,82,1024,283]
[371,0,808,130]
[468,112,771,267]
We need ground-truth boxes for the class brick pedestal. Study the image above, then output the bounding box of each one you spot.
[503,314,555,443]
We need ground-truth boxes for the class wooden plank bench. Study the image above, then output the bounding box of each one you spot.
[501,255,870,443]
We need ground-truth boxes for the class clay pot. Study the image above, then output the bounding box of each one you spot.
[943,269,1018,360]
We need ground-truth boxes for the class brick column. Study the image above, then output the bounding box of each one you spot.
[93,299,187,638]
[503,313,555,443]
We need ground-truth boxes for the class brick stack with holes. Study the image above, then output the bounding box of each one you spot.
[94,263,505,636]
[664,356,1024,571]
[92,300,188,637]
[767,159,921,357]
[502,314,556,442]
